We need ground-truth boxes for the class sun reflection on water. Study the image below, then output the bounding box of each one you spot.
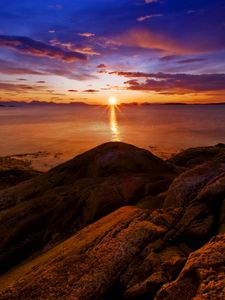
[110,105,120,141]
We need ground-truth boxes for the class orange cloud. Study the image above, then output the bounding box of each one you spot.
[78,32,95,38]
[114,29,197,55]
[50,40,100,56]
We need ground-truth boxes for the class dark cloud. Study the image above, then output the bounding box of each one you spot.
[115,71,225,94]
[97,64,107,69]
[0,82,47,92]
[68,89,78,92]
[17,78,27,81]
[110,71,151,78]
[0,35,86,62]
[177,58,206,64]
[160,55,181,61]
[83,89,99,93]
[36,81,45,83]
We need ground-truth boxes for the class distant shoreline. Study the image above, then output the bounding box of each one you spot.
[1,101,225,107]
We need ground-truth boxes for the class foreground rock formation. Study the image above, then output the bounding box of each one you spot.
[0,142,176,273]
[0,142,224,299]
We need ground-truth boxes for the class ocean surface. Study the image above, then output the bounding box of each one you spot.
[0,104,225,171]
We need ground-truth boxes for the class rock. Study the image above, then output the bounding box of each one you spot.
[0,157,40,190]
[155,234,225,300]
[0,142,176,273]
[168,143,225,168]
[162,165,225,247]
[164,161,225,208]
[0,206,178,300]
[0,143,225,299]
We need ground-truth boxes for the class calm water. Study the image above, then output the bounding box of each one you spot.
[0,105,225,171]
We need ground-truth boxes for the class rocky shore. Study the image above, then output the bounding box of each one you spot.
[0,142,224,299]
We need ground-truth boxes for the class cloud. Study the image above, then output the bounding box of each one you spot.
[137,14,163,22]
[112,71,225,94]
[159,56,206,64]
[97,64,107,69]
[0,82,47,92]
[83,89,99,93]
[37,81,45,83]
[0,67,43,75]
[0,59,44,75]
[74,47,99,56]
[160,55,180,61]
[0,58,97,81]
[78,32,95,38]
[177,58,206,64]
[49,39,100,56]
[17,78,27,81]
[144,0,160,3]
[114,29,196,55]
[0,35,86,62]
[42,67,97,81]
[68,89,78,92]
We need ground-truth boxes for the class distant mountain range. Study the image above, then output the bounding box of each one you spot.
[1,100,225,107]
[0,101,91,107]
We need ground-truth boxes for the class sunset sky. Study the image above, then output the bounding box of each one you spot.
[0,0,225,104]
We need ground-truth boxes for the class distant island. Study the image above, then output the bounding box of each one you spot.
[1,100,225,107]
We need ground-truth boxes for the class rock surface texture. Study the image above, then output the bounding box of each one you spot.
[0,142,224,299]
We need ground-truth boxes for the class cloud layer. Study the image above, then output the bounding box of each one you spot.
[0,35,86,62]
[112,71,225,94]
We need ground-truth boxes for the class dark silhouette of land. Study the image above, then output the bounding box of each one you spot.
[1,100,225,107]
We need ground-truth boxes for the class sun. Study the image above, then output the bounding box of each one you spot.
[108,96,118,106]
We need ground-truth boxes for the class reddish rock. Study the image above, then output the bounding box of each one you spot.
[0,206,177,300]
[155,234,225,300]
[0,142,176,273]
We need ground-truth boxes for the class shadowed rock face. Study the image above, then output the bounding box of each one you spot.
[0,142,225,299]
[0,142,176,273]
[169,143,225,168]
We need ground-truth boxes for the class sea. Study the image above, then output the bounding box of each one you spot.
[0,104,225,171]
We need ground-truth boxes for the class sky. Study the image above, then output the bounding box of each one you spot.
[0,0,225,104]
